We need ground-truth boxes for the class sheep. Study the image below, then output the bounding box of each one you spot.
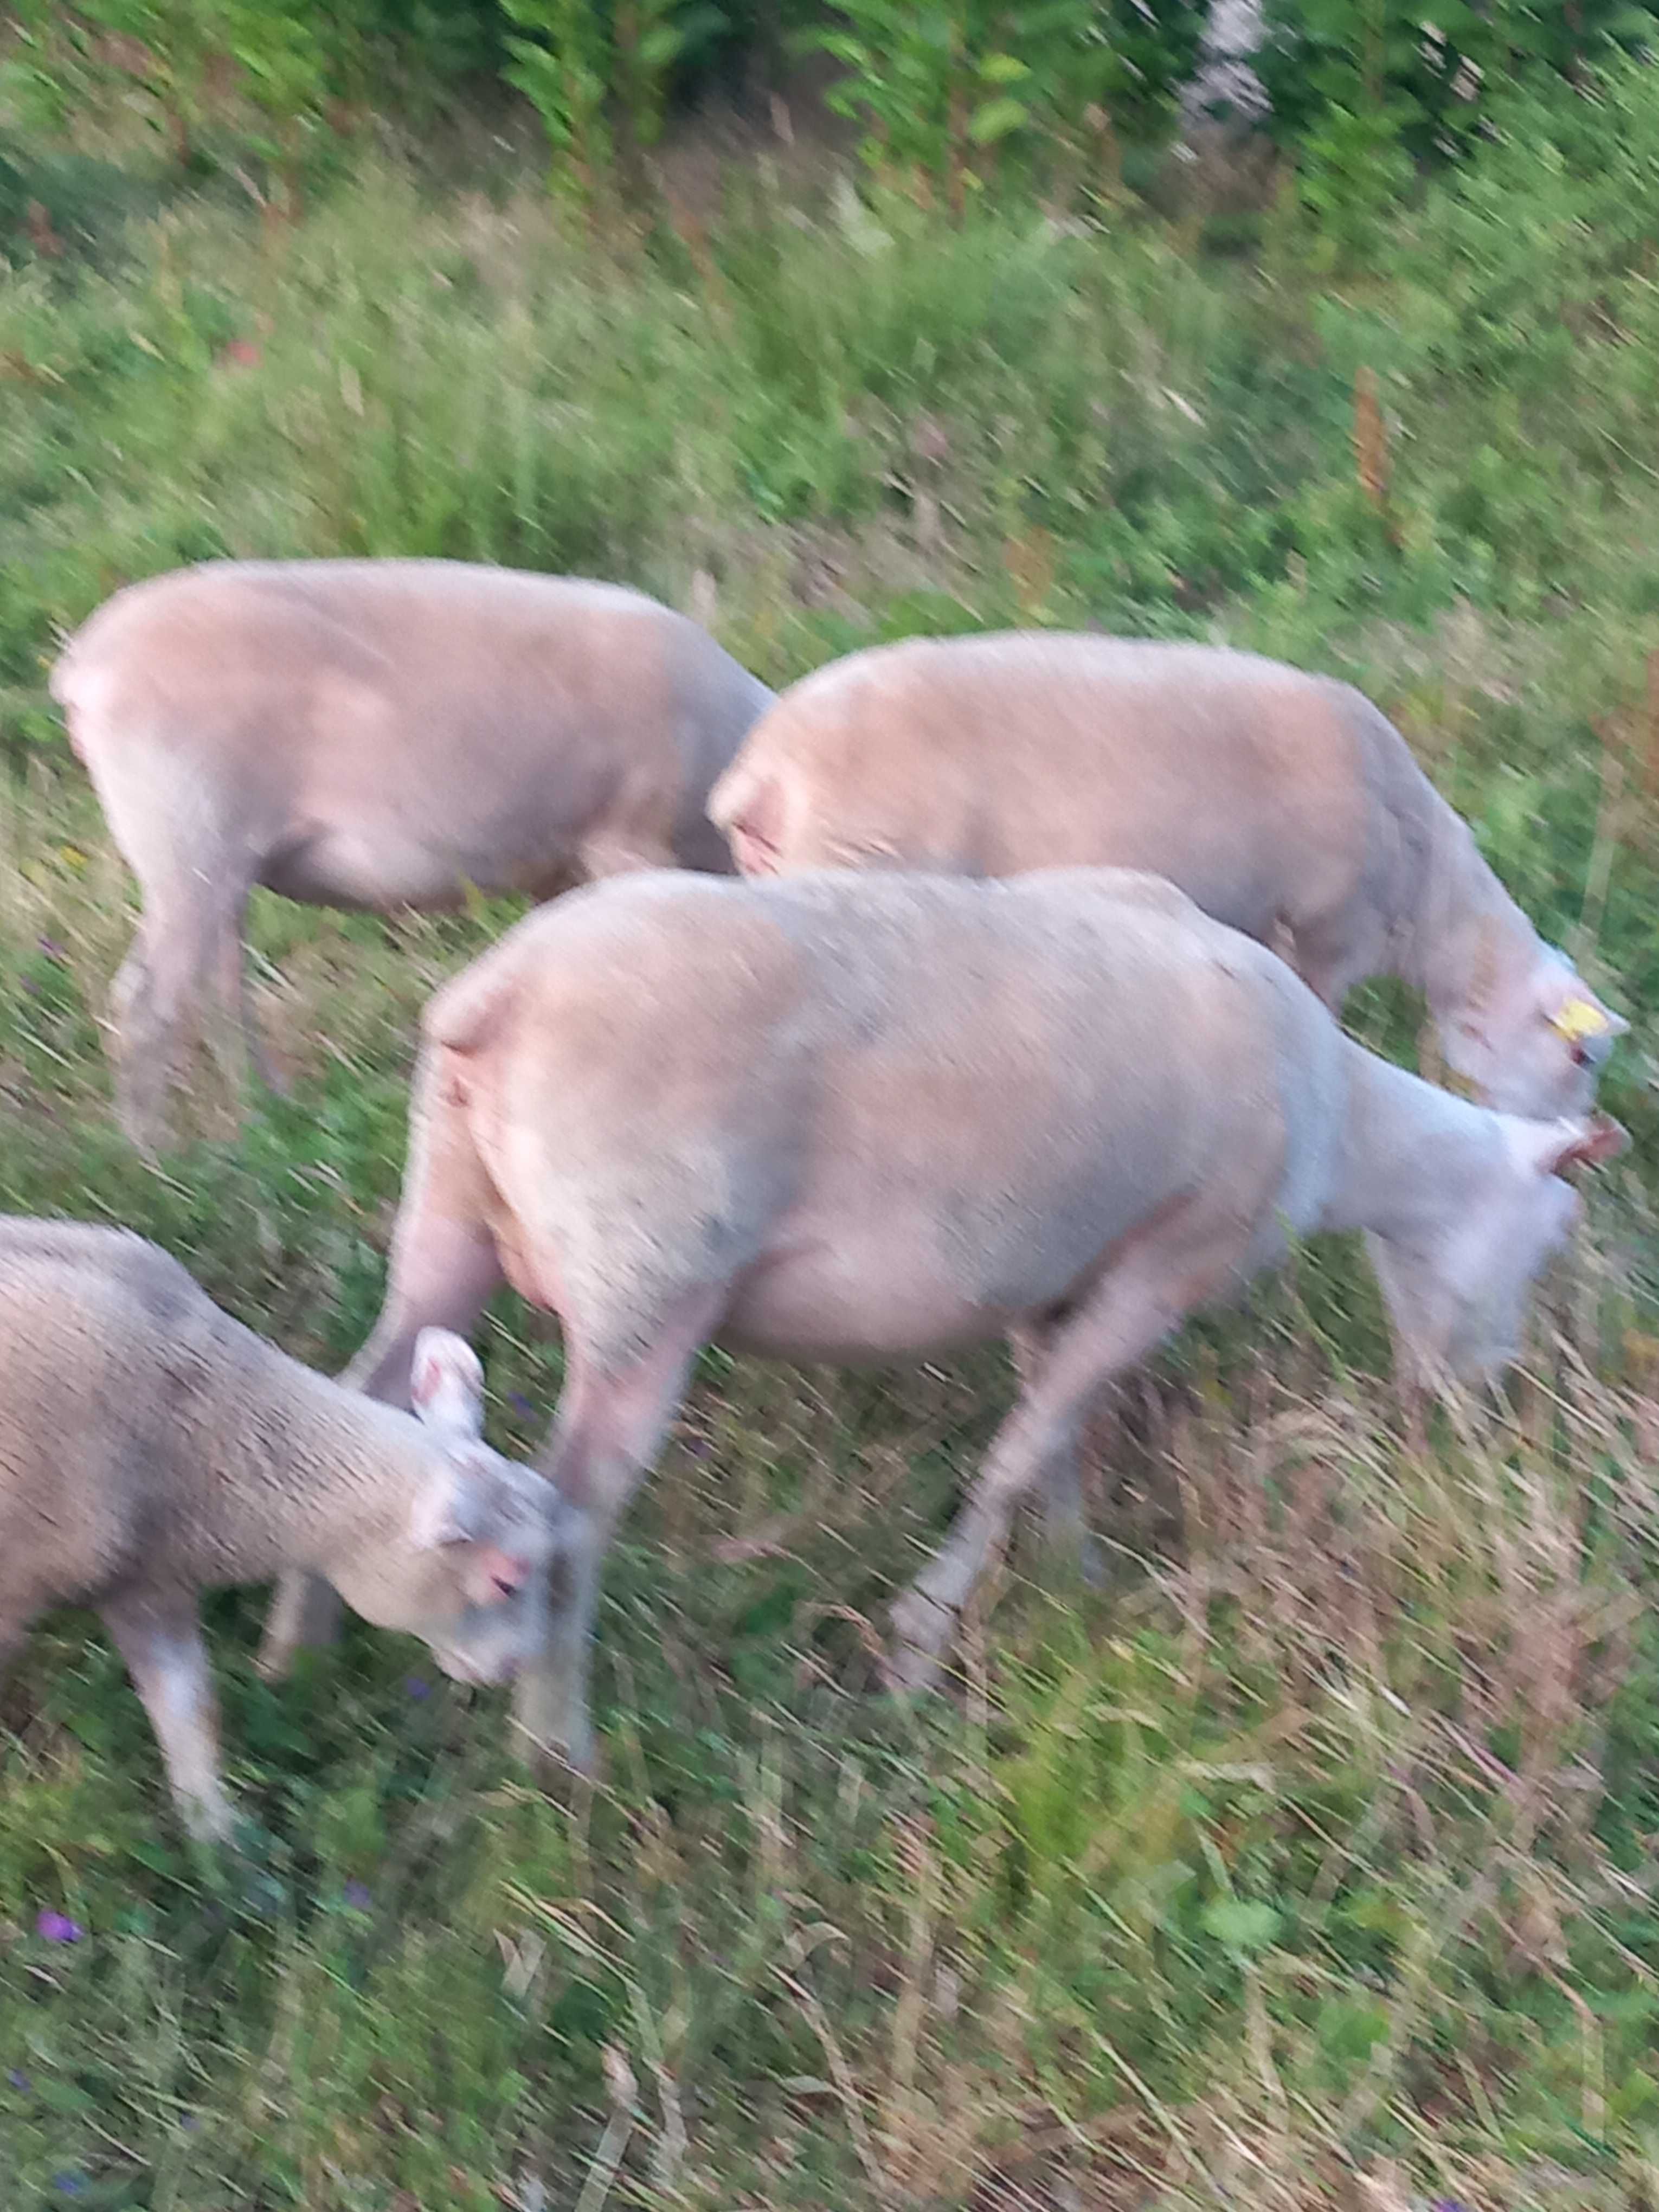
[255,866,1625,1772]
[0,1215,569,1841]
[706,633,1626,1121]
[49,558,775,1150]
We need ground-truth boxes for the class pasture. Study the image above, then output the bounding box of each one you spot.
[3,64,1659,2208]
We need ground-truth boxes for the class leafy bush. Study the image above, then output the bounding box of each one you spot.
[500,0,731,196]
[0,0,512,188]
[807,0,1202,210]
[499,0,612,193]
[0,0,344,199]
[1257,0,1659,248]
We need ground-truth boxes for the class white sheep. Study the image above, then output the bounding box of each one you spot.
[50,558,774,1149]
[708,632,1626,1120]
[257,867,1625,1772]
[0,1217,568,1841]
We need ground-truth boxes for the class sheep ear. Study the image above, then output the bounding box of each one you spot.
[1545,1112,1629,1175]
[1538,966,1628,1046]
[713,766,785,876]
[410,1328,485,1439]
[408,1462,479,1552]
[1504,1112,1629,1180]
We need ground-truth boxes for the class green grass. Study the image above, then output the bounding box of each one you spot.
[4,57,1659,2211]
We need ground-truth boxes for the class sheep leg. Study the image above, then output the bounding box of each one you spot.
[211,898,284,1101]
[340,1226,506,1407]
[259,1051,506,1681]
[1009,1321,1103,1587]
[1289,902,1380,1016]
[889,1199,1231,1692]
[342,1044,509,1403]
[102,1593,236,1844]
[257,1234,503,1678]
[108,871,248,1153]
[255,1570,349,1681]
[107,935,163,1150]
[513,1288,725,1782]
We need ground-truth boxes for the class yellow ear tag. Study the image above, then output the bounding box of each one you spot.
[1551,996,1609,1044]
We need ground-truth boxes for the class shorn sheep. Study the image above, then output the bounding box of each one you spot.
[259,867,1624,1774]
[51,558,774,1148]
[710,632,1625,1120]
[1,1218,569,1840]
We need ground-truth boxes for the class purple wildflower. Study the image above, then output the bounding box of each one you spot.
[181,2113,200,2133]
[509,1392,536,1419]
[343,1880,372,1911]
[35,1911,82,1944]
[403,1675,432,1702]
[36,937,65,961]
[7,2069,29,2093]
[52,2176,86,2198]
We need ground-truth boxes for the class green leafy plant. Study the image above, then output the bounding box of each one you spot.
[1019,0,1203,148]
[499,0,612,196]
[222,2,326,207]
[0,0,343,190]
[808,1,962,201]
[497,0,729,194]
[1259,0,1659,249]
[60,1,247,166]
[613,0,724,150]
[808,0,1202,213]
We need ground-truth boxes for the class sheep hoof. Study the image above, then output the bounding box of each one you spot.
[177,1787,241,1854]
[528,1744,600,1810]
[1045,1526,1107,1591]
[884,1590,955,1694]
[511,1701,598,1796]
[113,1079,173,1160]
[257,1573,342,1678]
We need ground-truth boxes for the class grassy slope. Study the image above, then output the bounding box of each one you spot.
[4,61,1659,2211]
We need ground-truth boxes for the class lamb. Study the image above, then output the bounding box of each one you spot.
[255,867,1625,1774]
[0,1216,568,1841]
[707,633,1626,1121]
[49,558,775,1150]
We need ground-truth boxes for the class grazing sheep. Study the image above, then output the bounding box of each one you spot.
[708,633,1626,1120]
[0,1216,567,1840]
[258,868,1624,1772]
[50,559,774,1149]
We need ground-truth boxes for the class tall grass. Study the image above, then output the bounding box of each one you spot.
[3,57,1659,2211]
